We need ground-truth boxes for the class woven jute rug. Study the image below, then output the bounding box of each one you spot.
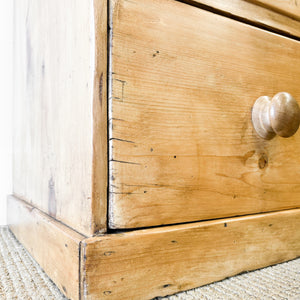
[0,226,299,300]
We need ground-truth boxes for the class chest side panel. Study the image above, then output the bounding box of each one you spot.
[13,0,96,235]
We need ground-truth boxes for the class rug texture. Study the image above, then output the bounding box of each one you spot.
[0,226,299,300]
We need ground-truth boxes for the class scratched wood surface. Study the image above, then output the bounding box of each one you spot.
[81,208,300,299]
[181,0,300,39]
[12,0,107,235]
[7,195,84,300]
[109,0,300,229]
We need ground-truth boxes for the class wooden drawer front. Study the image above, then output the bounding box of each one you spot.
[109,0,300,229]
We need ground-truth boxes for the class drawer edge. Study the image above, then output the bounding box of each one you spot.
[179,0,300,39]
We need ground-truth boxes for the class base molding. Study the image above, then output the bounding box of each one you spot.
[81,209,300,299]
[7,195,300,300]
[7,195,84,300]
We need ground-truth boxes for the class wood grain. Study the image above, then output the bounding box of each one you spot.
[7,195,84,300]
[181,0,300,38]
[249,0,300,21]
[91,0,108,234]
[12,0,107,235]
[81,208,300,299]
[109,0,300,229]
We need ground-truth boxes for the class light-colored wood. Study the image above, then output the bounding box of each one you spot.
[81,208,300,299]
[12,0,107,235]
[91,0,108,234]
[9,195,300,300]
[270,92,300,137]
[252,96,276,140]
[11,1,300,299]
[249,0,300,21]
[252,92,300,139]
[181,0,300,38]
[7,195,84,300]
[109,0,300,229]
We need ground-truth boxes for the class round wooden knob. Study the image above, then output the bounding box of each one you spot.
[252,92,300,140]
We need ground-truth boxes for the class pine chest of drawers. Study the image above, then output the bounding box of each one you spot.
[9,0,300,299]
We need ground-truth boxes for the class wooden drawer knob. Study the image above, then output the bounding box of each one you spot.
[252,92,300,140]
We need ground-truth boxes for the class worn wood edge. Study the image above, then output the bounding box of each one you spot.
[91,0,108,234]
[108,0,113,229]
[7,195,85,300]
[247,0,300,22]
[81,209,300,299]
[179,0,300,40]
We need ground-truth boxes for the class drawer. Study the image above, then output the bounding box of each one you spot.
[109,0,300,229]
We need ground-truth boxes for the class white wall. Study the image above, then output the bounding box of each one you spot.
[0,0,13,225]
